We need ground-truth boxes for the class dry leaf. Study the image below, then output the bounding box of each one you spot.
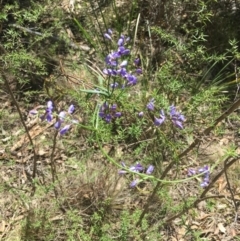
[229,227,236,237]
[217,223,226,233]
[0,220,6,233]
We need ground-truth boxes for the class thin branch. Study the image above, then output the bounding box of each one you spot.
[224,157,239,222]
[1,73,39,183]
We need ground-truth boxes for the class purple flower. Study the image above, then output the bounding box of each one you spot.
[130,179,140,188]
[103,68,113,75]
[169,105,185,129]
[68,104,75,114]
[200,180,209,188]
[110,82,119,88]
[134,58,141,66]
[154,110,165,126]
[119,162,154,188]
[110,104,117,111]
[54,121,61,129]
[60,124,71,135]
[103,29,113,40]
[136,68,142,75]
[119,170,127,174]
[119,162,128,174]
[47,101,53,111]
[172,119,184,129]
[198,165,209,174]
[105,53,118,66]
[114,112,122,117]
[59,111,66,120]
[138,111,144,117]
[117,35,126,46]
[46,110,53,122]
[187,168,196,176]
[188,165,210,188]
[99,102,121,123]
[118,162,127,174]
[129,163,144,172]
[54,111,65,129]
[118,46,130,56]
[126,74,137,85]
[40,101,54,122]
[146,165,154,174]
[29,109,38,115]
[105,114,112,123]
[117,67,127,77]
[147,99,155,111]
[104,33,112,40]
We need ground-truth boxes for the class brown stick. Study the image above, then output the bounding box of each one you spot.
[1,73,39,194]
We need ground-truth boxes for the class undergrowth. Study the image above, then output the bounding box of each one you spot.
[0,0,240,240]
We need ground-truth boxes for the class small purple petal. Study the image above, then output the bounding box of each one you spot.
[122,48,130,55]
[105,114,112,123]
[129,163,144,172]
[172,120,184,129]
[179,114,185,122]
[110,82,119,88]
[103,68,112,75]
[117,37,124,46]
[54,120,61,129]
[170,105,177,117]
[47,101,53,111]
[119,170,127,174]
[58,111,66,121]
[60,125,71,135]
[146,165,154,174]
[104,33,112,40]
[29,109,38,115]
[154,116,165,126]
[108,29,113,35]
[200,181,209,188]
[99,111,105,118]
[138,111,144,117]
[187,168,196,176]
[121,162,126,168]
[134,58,141,66]
[46,112,53,122]
[136,68,142,75]
[117,68,127,77]
[198,165,209,174]
[130,179,139,188]
[147,99,155,111]
[68,104,75,114]
[110,104,117,111]
[126,74,137,85]
[114,112,121,118]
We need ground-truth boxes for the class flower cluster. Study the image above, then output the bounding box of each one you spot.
[103,29,142,87]
[40,100,54,122]
[169,105,185,129]
[188,165,210,188]
[119,162,154,188]
[99,102,121,123]
[144,99,185,129]
[30,101,78,135]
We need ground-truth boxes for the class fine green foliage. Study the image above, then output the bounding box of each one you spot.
[1,0,240,240]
